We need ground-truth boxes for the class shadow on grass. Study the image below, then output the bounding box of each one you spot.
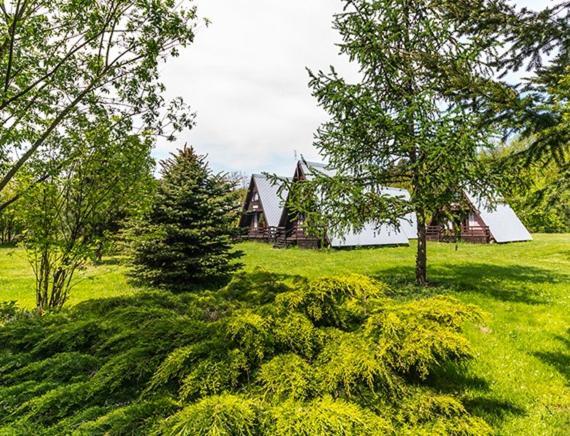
[428,363,490,393]
[429,364,526,426]
[463,397,526,424]
[373,263,567,305]
[532,329,570,386]
[427,363,526,425]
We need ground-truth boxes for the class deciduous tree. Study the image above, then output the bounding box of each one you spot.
[0,0,197,210]
[19,114,154,311]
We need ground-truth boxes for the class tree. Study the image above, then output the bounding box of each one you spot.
[0,0,197,210]
[0,180,23,244]
[492,139,569,233]
[18,114,154,311]
[130,146,243,290]
[464,1,570,195]
[286,0,504,285]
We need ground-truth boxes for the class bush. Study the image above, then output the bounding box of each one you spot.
[0,274,491,434]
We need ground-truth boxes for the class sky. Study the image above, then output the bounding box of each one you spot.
[159,0,558,177]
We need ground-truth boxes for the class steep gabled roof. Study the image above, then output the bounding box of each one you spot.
[298,160,336,179]
[251,174,289,228]
[466,192,532,243]
[295,160,416,246]
[329,223,410,247]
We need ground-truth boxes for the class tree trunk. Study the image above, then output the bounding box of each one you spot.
[416,209,428,286]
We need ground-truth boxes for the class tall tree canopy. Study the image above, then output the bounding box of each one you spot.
[288,0,505,285]
[467,1,570,195]
[0,0,197,210]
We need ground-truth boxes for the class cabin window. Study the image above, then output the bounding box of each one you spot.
[253,213,258,229]
[468,212,479,228]
[253,192,259,202]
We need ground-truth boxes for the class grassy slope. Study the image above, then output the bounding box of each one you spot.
[1,234,569,434]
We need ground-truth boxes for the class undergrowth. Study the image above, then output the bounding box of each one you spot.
[0,271,491,435]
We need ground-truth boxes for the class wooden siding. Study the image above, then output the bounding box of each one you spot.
[426,225,492,243]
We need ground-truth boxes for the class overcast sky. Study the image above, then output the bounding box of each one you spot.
[159,0,558,177]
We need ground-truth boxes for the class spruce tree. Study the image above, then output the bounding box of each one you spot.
[131,146,242,290]
[287,0,508,285]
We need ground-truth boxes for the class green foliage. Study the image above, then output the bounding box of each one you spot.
[283,0,508,285]
[0,274,490,434]
[158,394,260,436]
[267,396,393,436]
[0,183,23,244]
[17,114,154,311]
[495,139,569,233]
[365,297,482,378]
[130,146,243,290]
[0,0,197,204]
[74,398,178,436]
[472,2,570,189]
[397,390,493,435]
[259,354,315,401]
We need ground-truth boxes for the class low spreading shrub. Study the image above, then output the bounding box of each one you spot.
[0,273,491,435]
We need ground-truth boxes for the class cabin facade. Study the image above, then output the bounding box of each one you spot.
[274,161,324,248]
[275,161,417,249]
[239,174,288,242]
[427,192,532,244]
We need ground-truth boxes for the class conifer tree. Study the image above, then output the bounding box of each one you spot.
[131,146,242,290]
[464,1,570,205]
[289,0,507,285]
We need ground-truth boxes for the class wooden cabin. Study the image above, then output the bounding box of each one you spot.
[427,192,532,244]
[275,160,416,249]
[273,161,323,248]
[239,174,288,242]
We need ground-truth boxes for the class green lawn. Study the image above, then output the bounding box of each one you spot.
[0,251,138,309]
[1,234,569,434]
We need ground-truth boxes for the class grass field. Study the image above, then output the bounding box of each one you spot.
[1,234,569,434]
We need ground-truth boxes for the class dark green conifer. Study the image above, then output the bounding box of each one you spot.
[131,146,242,290]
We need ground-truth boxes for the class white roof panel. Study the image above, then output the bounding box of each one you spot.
[467,193,532,243]
[301,161,417,246]
[330,223,410,247]
[399,213,418,239]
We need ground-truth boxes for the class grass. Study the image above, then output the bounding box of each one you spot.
[0,250,137,309]
[1,234,569,435]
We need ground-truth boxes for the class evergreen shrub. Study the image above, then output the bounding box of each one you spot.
[130,146,243,290]
[0,273,491,435]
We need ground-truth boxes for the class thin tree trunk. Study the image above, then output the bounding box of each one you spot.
[415,208,428,286]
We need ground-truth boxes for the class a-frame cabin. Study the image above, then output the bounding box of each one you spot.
[277,160,415,249]
[239,174,288,241]
[427,192,532,243]
[275,161,324,248]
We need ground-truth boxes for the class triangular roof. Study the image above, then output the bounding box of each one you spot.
[298,160,336,179]
[466,192,532,243]
[244,174,289,228]
[289,160,416,246]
